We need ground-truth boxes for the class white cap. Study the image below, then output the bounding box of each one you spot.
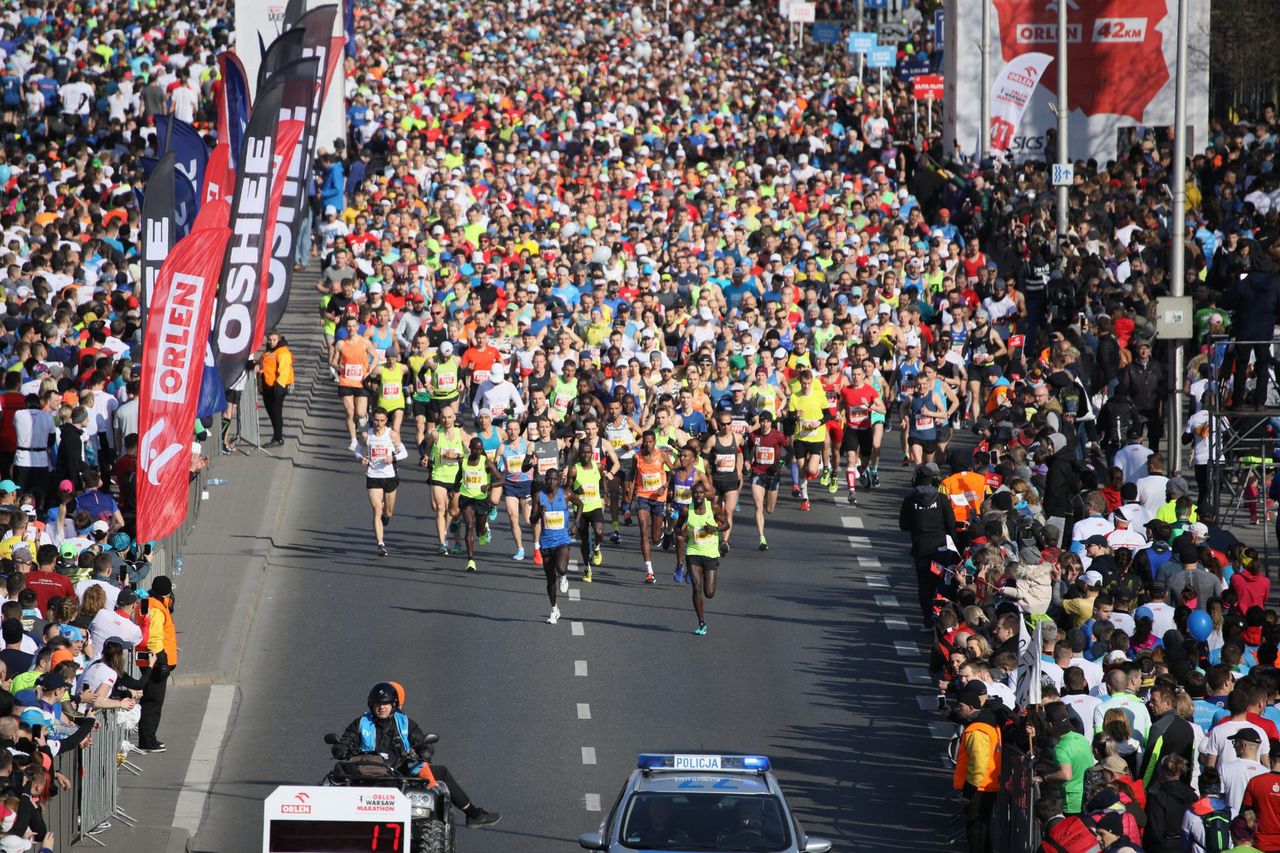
[91,520,109,533]
[439,341,454,356]
[489,364,505,381]
[1081,570,1104,588]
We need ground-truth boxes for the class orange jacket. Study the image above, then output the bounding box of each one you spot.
[940,471,988,524]
[137,596,177,669]
[261,344,295,388]
[953,719,1001,792]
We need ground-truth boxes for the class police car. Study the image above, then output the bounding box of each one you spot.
[577,753,832,853]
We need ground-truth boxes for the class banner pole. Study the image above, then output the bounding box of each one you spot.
[1055,0,1069,243]
[979,0,990,162]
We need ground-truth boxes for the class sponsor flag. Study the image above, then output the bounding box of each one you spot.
[263,54,325,333]
[218,52,252,172]
[139,154,178,321]
[257,27,307,90]
[213,80,288,389]
[252,117,305,353]
[202,142,233,206]
[156,117,210,218]
[138,157,198,240]
[988,51,1052,156]
[344,0,356,57]
[284,0,307,28]
[137,206,233,543]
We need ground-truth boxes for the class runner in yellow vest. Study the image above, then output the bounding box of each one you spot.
[571,442,608,578]
[427,408,469,556]
[680,480,728,636]
[458,437,502,572]
[368,347,408,438]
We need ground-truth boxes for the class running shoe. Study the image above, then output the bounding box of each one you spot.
[791,485,801,498]
[828,475,838,494]
[870,471,881,488]
[673,564,685,584]
[533,549,543,566]
[513,548,525,561]
[466,559,477,572]
[623,510,633,526]
[583,568,593,583]
[800,499,811,512]
[558,574,569,594]
[592,547,603,567]
[819,469,831,487]
[858,468,870,490]
[487,505,498,522]
[644,571,656,584]
[609,531,621,545]
[694,623,708,636]
[450,544,463,556]
[547,606,560,625]
[901,455,910,466]
[438,543,449,556]
[381,511,390,526]
[660,531,674,551]
[348,437,359,451]
[758,536,768,551]
[478,529,492,545]
[377,543,388,557]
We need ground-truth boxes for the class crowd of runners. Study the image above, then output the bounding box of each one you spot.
[303,0,1280,848]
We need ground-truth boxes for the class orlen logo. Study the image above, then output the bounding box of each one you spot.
[281,792,311,815]
[357,794,397,813]
[1092,18,1146,42]
[1015,23,1081,44]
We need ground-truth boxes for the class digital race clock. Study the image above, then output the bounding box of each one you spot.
[263,786,411,853]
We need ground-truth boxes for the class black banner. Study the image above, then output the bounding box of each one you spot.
[213,81,286,389]
[139,152,178,323]
[262,8,335,333]
[283,0,307,29]
[256,27,307,91]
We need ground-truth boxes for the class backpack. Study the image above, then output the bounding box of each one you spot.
[1201,806,1231,853]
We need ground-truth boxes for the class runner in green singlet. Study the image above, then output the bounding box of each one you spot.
[680,480,728,636]
[459,437,502,572]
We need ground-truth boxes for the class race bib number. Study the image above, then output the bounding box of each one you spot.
[641,471,663,492]
[382,383,402,398]
[545,510,565,531]
[715,455,735,472]
[675,484,692,503]
[537,456,556,474]
[755,446,776,465]
[731,420,747,435]
[343,363,364,380]
[581,482,600,501]
[464,471,486,488]
[848,406,869,426]
[474,370,490,385]
[611,436,628,449]
[491,405,506,418]
[914,416,934,431]
[506,453,526,470]
[694,526,716,546]
[437,372,457,390]
[370,445,391,461]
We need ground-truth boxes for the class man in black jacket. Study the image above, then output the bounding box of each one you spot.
[1117,340,1166,451]
[334,682,500,827]
[898,463,958,627]
[1042,433,1081,524]
[1226,268,1280,409]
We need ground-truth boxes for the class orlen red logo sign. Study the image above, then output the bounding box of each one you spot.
[281,792,311,815]
[995,0,1169,121]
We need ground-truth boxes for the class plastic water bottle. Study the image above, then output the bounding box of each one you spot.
[208,478,228,487]
[173,555,184,577]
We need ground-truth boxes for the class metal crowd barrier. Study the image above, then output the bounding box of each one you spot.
[78,709,129,844]
[43,745,79,845]
[149,414,218,578]
[991,742,1040,853]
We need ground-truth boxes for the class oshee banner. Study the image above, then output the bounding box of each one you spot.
[942,0,1210,162]
[139,153,179,321]
[137,216,233,544]
[988,52,1052,156]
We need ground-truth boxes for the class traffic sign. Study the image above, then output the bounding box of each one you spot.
[913,74,944,100]
[812,21,842,45]
[1051,163,1075,186]
[788,1,815,23]
[867,45,896,69]
[879,21,910,42]
[846,30,876,53]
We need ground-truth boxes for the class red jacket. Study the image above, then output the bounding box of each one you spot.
[1231,568,1271,614]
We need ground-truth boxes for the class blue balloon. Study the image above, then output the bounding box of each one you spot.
[1134,606,1154,622]
[1188,610,1214,642]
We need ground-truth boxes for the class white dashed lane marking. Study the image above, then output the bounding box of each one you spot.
[874,595,899,609]
[585,794,601,812]
[575,660,588,676]
[847,536,871,548]
[884,616,909,631]
[568,589,581,601]
[895,641,923,658]
[928,722,957,740]
[577,703,592,720]
[904,666,932,686]
[858,556,882,568]
[841,516,864,529]
[571,622,584,636]
[582,747,597,765]
[865,575,889,588]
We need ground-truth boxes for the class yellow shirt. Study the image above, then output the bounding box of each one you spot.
[788,386,828,442]
[1062,595,1097,628]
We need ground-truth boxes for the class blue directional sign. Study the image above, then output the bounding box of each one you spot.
[867,45,896,68]
[847,30,876,53]
[933,9,944,47]
[812,21,841,45]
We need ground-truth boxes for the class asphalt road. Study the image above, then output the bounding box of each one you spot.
[190,373,962,852]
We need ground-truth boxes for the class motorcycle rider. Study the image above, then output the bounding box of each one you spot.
[333,682,501,827]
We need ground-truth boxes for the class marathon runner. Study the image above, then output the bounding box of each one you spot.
[332,314,378,450]
[530,468,577,625]
[426,408,468,556]
[367,346,408,439]
[705,413,743,554]
[458,437,501,573]
[670,444,713,584]
[499,419,532,561]
[426,341,462,432]
[818,355,848,495]
[681,480,728,637]
[569,441,607,582]
[838,362,887,504]
[474,409,504,522]
[787,370,829,512]
[524,418,564,568]
[630,431,672,585]
[906,373,948,466]
[604,399,640,535]
[745,412,787,551]
[408,333,434,462]
[354,408,406,558]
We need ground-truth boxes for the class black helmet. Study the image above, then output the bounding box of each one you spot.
[367,682,399,711]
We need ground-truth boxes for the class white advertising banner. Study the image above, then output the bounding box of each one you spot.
[234,0,347,155]
[989,52,1052,156]
[943,0,1210,163]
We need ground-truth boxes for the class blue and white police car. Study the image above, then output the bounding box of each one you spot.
[577,753,832,853]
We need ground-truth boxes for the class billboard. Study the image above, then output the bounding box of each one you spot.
[943,0,1209,163]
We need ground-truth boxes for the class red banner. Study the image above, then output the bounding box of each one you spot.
[251,118,304,354]
[137,221,233,543]
[202,142,233,205]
